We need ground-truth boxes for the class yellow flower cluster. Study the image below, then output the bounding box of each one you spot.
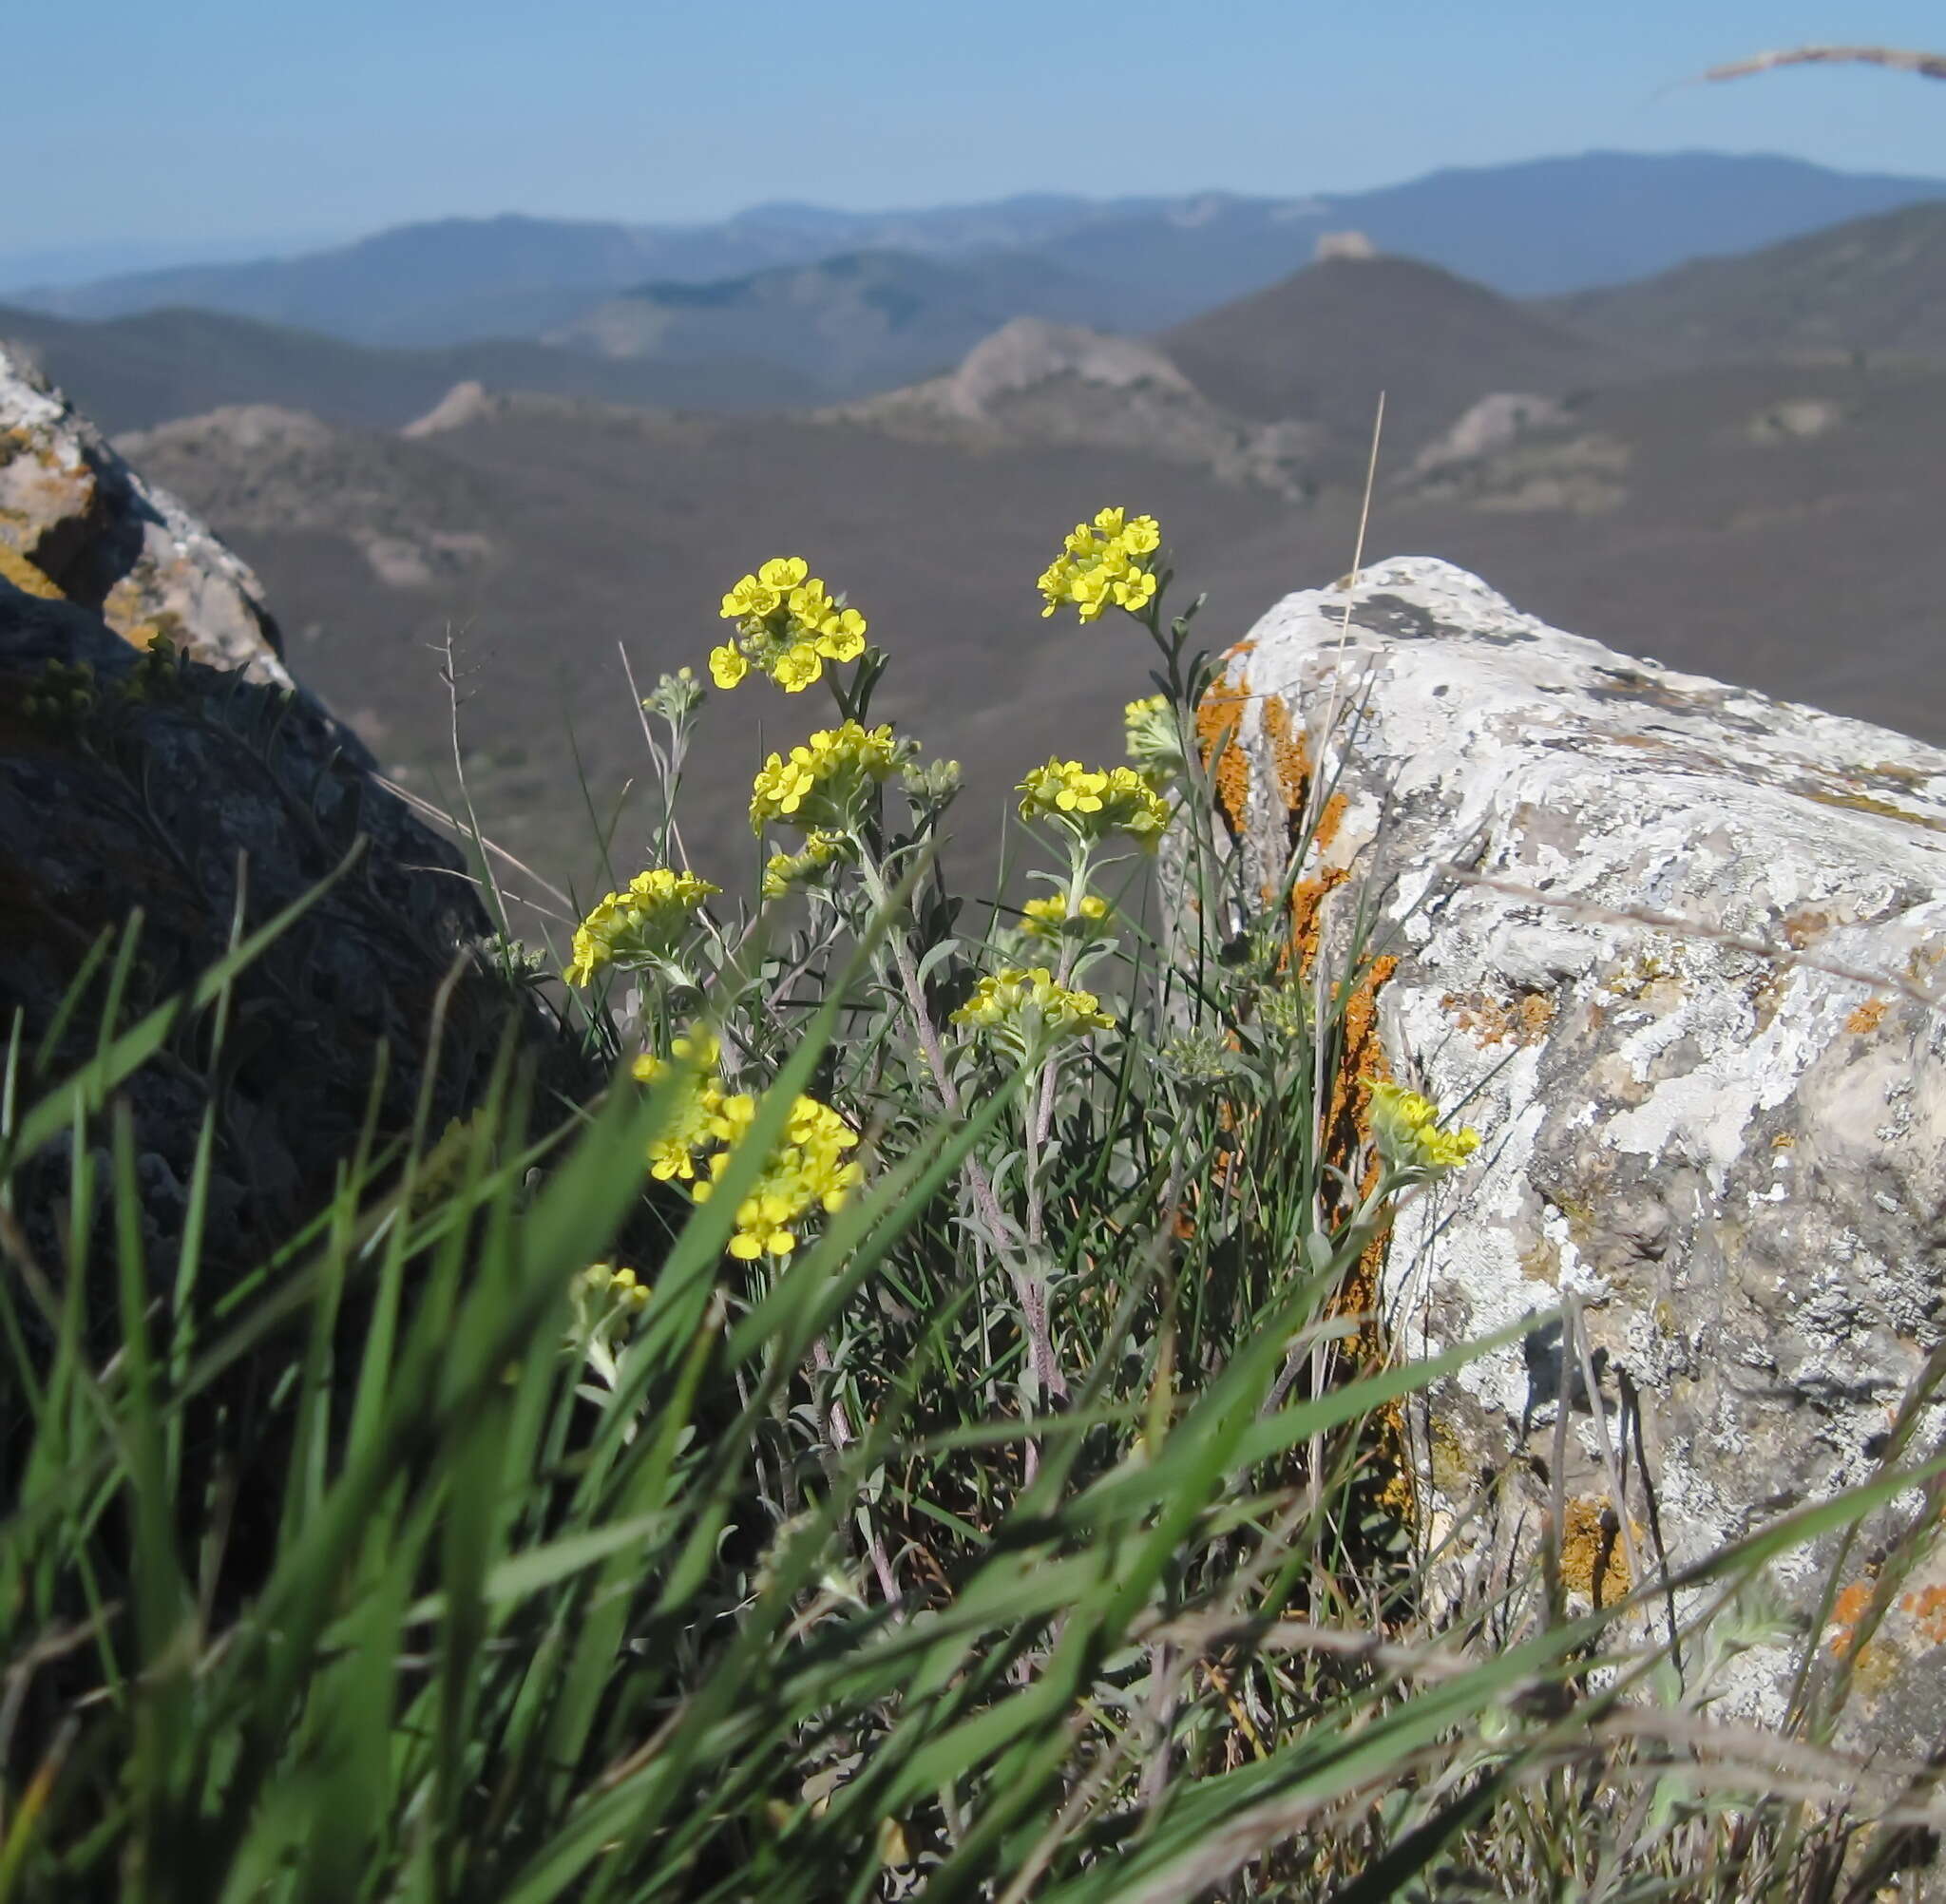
[633,1031,727,1183]
[564,867,720,987]
[951,966,1115,1057]
[691,1092,864,1260]
[761,828,851,898]
[1123,693,1182,786]
[712,556,868,693]
[750,721,900,833]
[1367,1081,1482,1175]
[1037,507,1162,622]
[582,1261,651,1314]
[634,1038,863,1257]
[1021,893,1111,940]
[1017,759,1172,849]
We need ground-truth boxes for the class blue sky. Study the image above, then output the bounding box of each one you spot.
[10,0,1946,260]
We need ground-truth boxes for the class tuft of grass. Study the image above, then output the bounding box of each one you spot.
[1,517,1941,1903]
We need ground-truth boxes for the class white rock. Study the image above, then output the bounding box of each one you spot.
[1207,555,1946,1749]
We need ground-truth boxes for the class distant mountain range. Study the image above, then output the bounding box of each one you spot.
[0,303,815,433]
[1543,200,1946,364]
[73,173,1946,902]
[544,249,1120,398]
[15,151,1945,360]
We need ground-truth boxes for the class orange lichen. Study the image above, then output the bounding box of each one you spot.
[1324,953,1401,1333]
[1195,665,1252,831]
[0,540,61,600]
[1827,1578,1877,1658]
[1898,1584,1946,1646]
[1845,997,1890,1035]
[1442,989,1557,1048]
[1559,1497,1636,1606]
[1261,694,1309,816]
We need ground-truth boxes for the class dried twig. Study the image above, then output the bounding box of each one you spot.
[1703,44,1946,86]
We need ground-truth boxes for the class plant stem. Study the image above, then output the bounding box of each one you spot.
[853,849,1069,1420]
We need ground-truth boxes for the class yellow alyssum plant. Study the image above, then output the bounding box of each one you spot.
[1122,692,1183,787]
[761,828,852,898]
[1021,893,1111,940]
[1017,758,1171,849]
[634,1033,862,1259]
[749,721,901,832]
[1367,1080,1482,1176]
[565,866,720,987]
[951,966,1114,1060]
[712,555,868,693]
[1037,506,1163,622]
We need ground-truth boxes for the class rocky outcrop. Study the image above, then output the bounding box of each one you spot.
[1204,556,1946,1750]
[0,347,590,1328]
[1399,391,1570,482]
[0,347,291,680]
[836,317,1322,497]
[401,378,494,437]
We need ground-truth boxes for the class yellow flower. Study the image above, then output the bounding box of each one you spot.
[1019,759,1108,815]
[564,867,720,986]
[721,574,781,620]
[689,1089,864,1260]
[633,1031,726,1181]
[1123,694,1182,787]
[712,557,869,690]
[1038,509,1163,623]
[758,556,809,593]
[1018,759,1171,848]
[813,607,868,662]
[951,966,1115,1058]
[1367,1080,1482,1176]
[582,1261,652,1312]
[771,641,824,693]
[1021,892,1112,939]
[750,720,901,833]
[762,829,851,898]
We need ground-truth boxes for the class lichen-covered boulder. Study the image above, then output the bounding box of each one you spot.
[0,343,289,680]
[1202,555,1946,1750]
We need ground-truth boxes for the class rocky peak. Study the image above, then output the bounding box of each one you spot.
[0,345,291,681]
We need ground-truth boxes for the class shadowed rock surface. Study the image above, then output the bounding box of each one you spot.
[1208,557,1946,1751]
[0,344,599,1331]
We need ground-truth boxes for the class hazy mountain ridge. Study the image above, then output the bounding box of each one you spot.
[18,152,1944,354]
[544,249,1121,396]
[1541,200,1946,364]
[0,303,815,434]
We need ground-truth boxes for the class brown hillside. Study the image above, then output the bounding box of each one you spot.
[1541,199,1946,366]
[121,350,1946,926]
[1161,254,1626,458]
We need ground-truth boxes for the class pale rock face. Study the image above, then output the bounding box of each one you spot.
[835,317,1326,497]
[1209,556,1946,1750]
[1401,391,1570,481]
[930,317,1197,421]
[400,378,495,437]
[0,345,292,682]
